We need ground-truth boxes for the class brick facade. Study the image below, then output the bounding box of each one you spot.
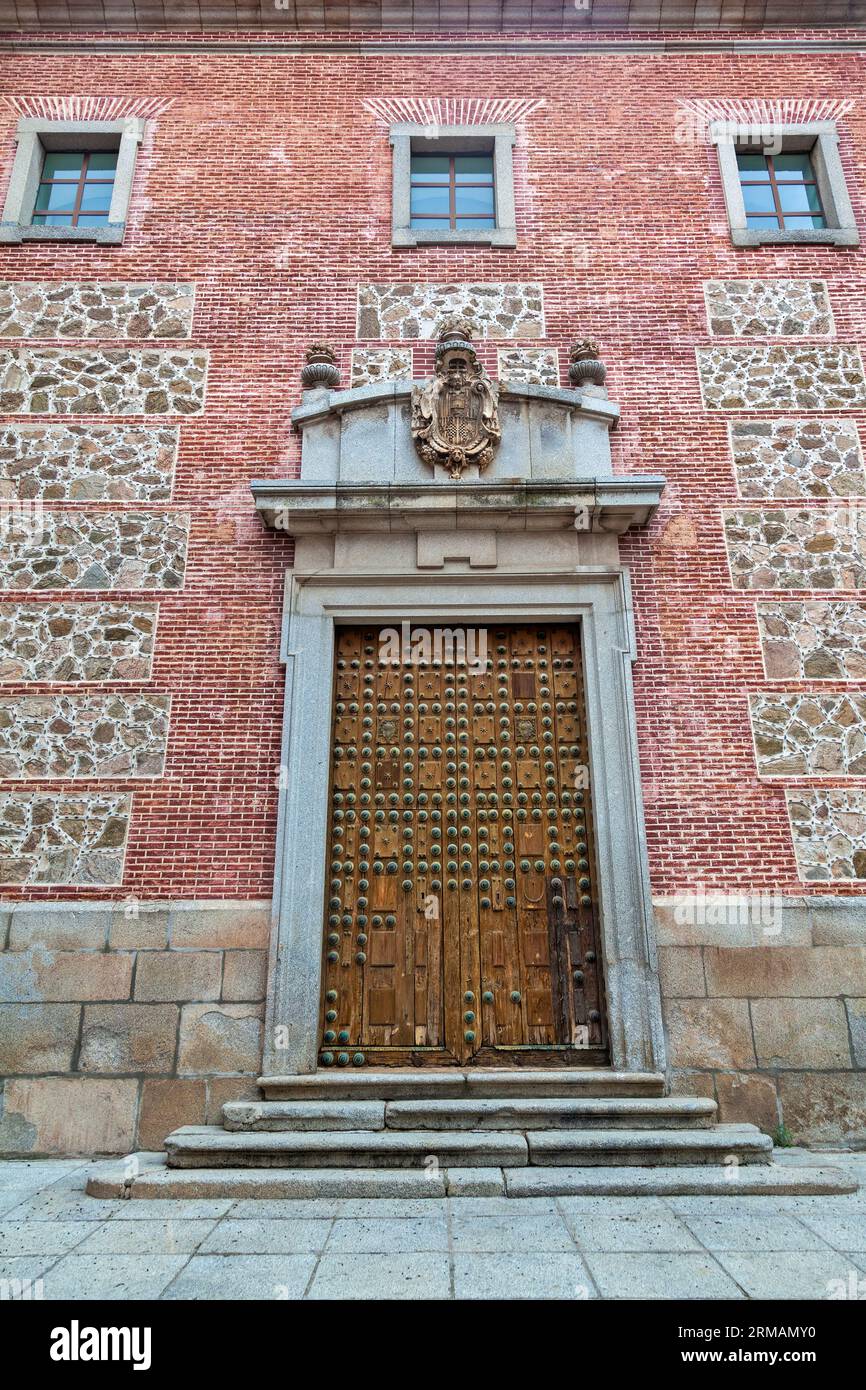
[1,28,866,1152]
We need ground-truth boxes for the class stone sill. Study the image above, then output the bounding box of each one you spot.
[392,227,517,248]
[730,228,860,248]
[251,476,665,535]
[0,222,126,244]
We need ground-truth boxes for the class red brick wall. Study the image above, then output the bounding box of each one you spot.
[0,31,864,906]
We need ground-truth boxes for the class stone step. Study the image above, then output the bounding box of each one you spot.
[223,1095,717,1133]
[85,1155,859,1201]
[257,1068,667,1101]
[164,1122,770,1170]
[526,1124,773,1167]
[165,1125,529,1169]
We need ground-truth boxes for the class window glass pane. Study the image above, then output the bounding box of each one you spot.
[85,151,118,174]
[746,214,781,229]
[778,183,822,214]
[79,183,113,213]
[410,186,450,217]
[409,216,451,229]
[455,216,495,230]
[454,185,495,217]
[736,153,770,179]
[76,213,110,224]
[741,184,776,213]
[454,154,493,182]
[784,214,827,229]
[41,151,84,179]
[773,152,815,180]
[31,214,74,226]
[34,183,78,213]
[410,154,450,182]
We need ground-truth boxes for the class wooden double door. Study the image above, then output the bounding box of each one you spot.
[318,624,607,1068]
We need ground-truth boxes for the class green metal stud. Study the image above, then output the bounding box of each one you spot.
[510,991,521,1003]
[482,991,494,1004]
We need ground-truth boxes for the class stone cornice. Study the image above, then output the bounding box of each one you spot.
[250,476,665,535]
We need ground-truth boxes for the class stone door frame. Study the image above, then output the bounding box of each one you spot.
[261,569,667,1080]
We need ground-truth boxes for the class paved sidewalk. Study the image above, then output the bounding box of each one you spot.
[1,1151,865,1300]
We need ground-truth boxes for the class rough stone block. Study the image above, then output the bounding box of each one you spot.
[108,905,170,950]
[778,1071,866,1145]
[0,948,133,1002]
[697,343,866,411]
[356,282,544,341]
[138,1079,207,1151]
[664,999,756,1069]
[729,418,866,500]
[787,791,866,883]
[80,1003,179,1073]
[221,949,267,1002]
[0,1001,79,1071]
[704,279,833,337]
[658,946,706,997]
[205,1076,261,1124]
[811,899,866,945]
[704,945,866,998]
[177,1003,263,1075]
[0,347,208,415]
[9,904,112,950]
[751,998,852,1069]
[134,950,222,1002]
[845,998,866,1067]
[715,1072,779,1135]
[0,602,157,683]
[667,1069,716,1100]
[169,902,271,950]
[0,1077,137,1154]
[724,507,866,591]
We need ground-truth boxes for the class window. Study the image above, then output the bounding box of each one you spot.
[737,151,825,231]
[711,121,858,248]
[33,150,118,228]
[409,153,495,231]
[391,122,516,248]
[0,117,144,244]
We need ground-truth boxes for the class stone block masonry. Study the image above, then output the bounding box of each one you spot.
[0,692,171,779]
[0,900,270,1154]
[0,283,195,339]
[357,283,544,339]
[757,601,866,681]
[697,344,866,410]
[729,419,866,500]
[787,788,866,883]
[0,347,208,414]
[704,280,834,337]
[0,511,189,590]
[0,602,157,682]
[723,508,866,590]
[497,347,560,386]
[749,692,866,778]
[0,423,178,501]
[350,347,413,386]
[0,791,131,886]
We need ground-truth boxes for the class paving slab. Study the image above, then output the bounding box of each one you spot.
[44,1253,191,1300]
[162,1253,317,1300]
[566,1213,703,1253]
[679,1211,832,1252]
[326,1216,449,1253]
[713,1249,864,1300]
[199,1218,333,1254]
[0,1220,103,1256]
[790,1209,866,1252]
[77,1218,220,1255]
[453,1251,598,1300]
[584,1251,746,1300]
[450,1212,577,1252]
[306,1251,451,1300]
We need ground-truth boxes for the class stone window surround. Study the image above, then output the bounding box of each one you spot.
[710,120,859,249]
[0,118,145,245]
[390,121,517,248]
[260,571,666,1080]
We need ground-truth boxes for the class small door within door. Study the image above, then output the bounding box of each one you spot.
[318,624,607,1068]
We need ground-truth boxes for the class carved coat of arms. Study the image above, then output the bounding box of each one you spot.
[411,320,501,480]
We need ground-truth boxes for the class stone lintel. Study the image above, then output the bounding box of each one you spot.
[250,477,665,536]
